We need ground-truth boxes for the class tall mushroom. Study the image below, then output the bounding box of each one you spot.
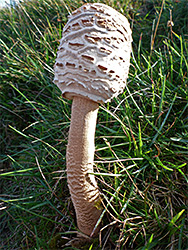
[54,3,132,238]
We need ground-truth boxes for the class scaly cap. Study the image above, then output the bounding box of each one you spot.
[54,3,132,103]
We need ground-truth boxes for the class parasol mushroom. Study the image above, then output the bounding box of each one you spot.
[54,3,132,238]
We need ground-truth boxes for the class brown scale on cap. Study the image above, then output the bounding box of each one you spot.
[53,3,132,240]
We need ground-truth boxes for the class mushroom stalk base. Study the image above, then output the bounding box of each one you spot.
[66,96,101,237]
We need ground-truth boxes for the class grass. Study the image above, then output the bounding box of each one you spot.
[0,0,188,249]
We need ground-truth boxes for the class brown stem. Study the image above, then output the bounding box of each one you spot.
[66,96,102,237]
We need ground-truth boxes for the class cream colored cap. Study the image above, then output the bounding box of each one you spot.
[54,3,132,103]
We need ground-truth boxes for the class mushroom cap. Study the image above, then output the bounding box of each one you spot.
[54,3,132,103]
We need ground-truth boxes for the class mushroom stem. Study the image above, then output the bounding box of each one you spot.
[66,96,102,237]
